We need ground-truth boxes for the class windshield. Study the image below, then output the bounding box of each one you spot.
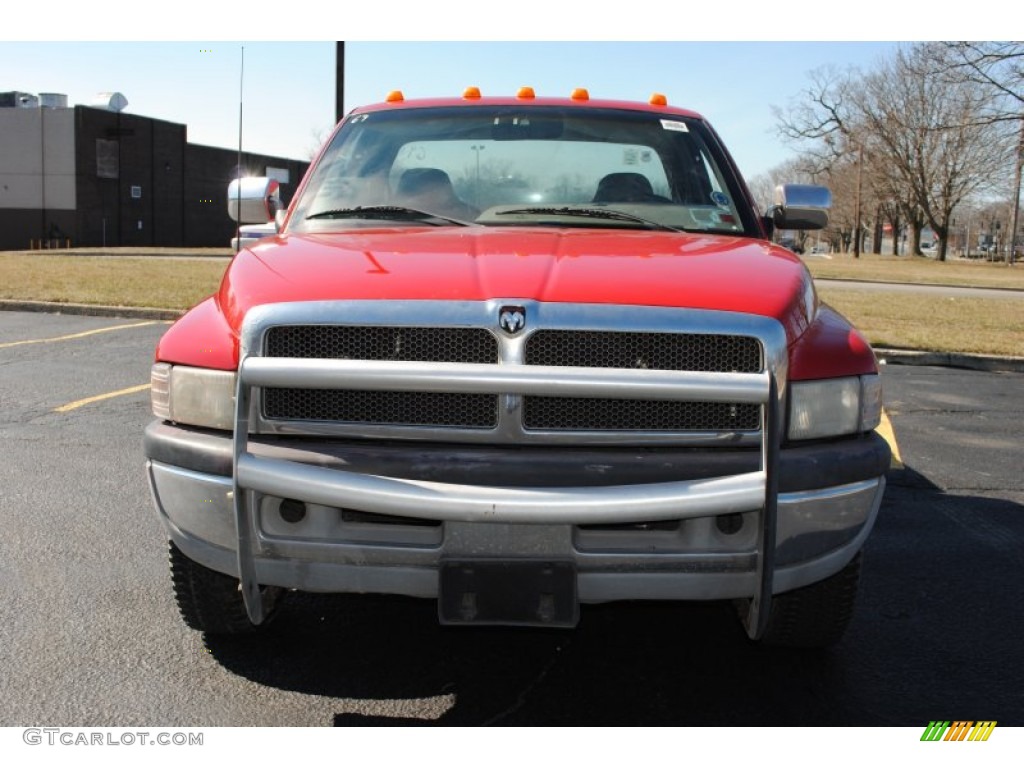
[288,105,756,235]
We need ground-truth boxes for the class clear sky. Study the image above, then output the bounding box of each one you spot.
[0,40,901,180]
[3,3,999,182]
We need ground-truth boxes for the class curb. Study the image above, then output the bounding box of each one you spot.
[815,276,1024,295]
[2,299,1022,374]
[0,299,183,322]
[875,348,1024,374]
[2,249,233,259]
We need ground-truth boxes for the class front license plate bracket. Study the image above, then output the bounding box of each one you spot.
[439,560,578,627]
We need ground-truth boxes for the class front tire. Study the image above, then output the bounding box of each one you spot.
[169,542,283,634]
[742,554,862,648]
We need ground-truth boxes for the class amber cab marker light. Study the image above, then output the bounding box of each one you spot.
[463,86,482,100]
[649,93,668,106]
[570,88,590,101]
[385,90,404,103]
[516,86,536,99]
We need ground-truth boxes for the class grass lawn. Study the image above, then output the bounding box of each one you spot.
[819,288,1024,358]
[0,253,228,310]
[802,252,1024,290]
[2,248,1022,358]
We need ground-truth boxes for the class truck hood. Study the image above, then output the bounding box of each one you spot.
[219,227,814,339]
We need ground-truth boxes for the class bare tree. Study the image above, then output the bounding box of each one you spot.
[776,45,1018,262]
[774,66,862,172]
[858,45,1012,261]
[746,157,818,213]
[925,42,1024,120]
[775,67,894,257]
[745,172,776,216]
[306,125,335,161]
[925,42,1024,263]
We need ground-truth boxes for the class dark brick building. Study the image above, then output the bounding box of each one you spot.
[0,100,309,250]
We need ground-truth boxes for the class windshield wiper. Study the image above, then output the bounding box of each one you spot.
[306,205,474,227]
[495,206,686,233]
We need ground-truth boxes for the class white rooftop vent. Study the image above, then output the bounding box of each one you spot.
[39,93,68,109]
[91,92,129,112]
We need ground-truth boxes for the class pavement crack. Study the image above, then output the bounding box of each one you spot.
[481,638,572,726]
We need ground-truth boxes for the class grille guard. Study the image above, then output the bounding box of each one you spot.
[230,300,787,640]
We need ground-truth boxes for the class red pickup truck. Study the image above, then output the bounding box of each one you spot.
[145,89,888,647]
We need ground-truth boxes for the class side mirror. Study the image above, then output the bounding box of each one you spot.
[768,184,831,231]
[228,177,282,224]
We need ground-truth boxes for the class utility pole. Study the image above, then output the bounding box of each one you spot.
[853,141,864,259]
[335,42,346,125]
[236,45,244,254]
[1009,117,1023,267]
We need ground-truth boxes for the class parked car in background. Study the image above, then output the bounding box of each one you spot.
[227,177,281,250]
[231,221,276,250]
[777,235,804,254]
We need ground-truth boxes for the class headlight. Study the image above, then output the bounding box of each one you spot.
[788,374,882,441]
[151,363,237,430]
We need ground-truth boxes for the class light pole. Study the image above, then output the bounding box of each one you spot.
[335,42,345,125]
[470,144,485,204]
[1009,118,1023,266]
[853,141,864,259]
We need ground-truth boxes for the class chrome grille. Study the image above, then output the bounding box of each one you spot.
[265,326,497,363]
[524,398,760,431]
[264,389,497,428]
[524,330,761,372]
[251,308,772,441]
[263,326,498,427]
[523,330,761,432]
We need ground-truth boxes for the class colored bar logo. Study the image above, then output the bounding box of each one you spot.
[921,721,997,741]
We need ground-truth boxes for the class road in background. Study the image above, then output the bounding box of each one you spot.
[1,312,1021,726]
[816,278,1024,301]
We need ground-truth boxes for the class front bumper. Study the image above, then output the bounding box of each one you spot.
[147,300,889,635]
[146,420,888,607]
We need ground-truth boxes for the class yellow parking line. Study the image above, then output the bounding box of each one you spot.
[54,383,151,413]
[877,409,904,469]
[0,320,163,350]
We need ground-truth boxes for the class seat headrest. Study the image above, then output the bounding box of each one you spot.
[593,172,654,203]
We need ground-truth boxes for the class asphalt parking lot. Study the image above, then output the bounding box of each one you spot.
[0,311,1022,726]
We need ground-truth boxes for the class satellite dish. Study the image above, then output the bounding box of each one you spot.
[90,92,129,112]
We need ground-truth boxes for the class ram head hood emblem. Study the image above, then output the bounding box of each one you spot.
[498,306,526,334]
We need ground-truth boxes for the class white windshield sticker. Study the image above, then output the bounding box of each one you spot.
[660,120,689,133]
